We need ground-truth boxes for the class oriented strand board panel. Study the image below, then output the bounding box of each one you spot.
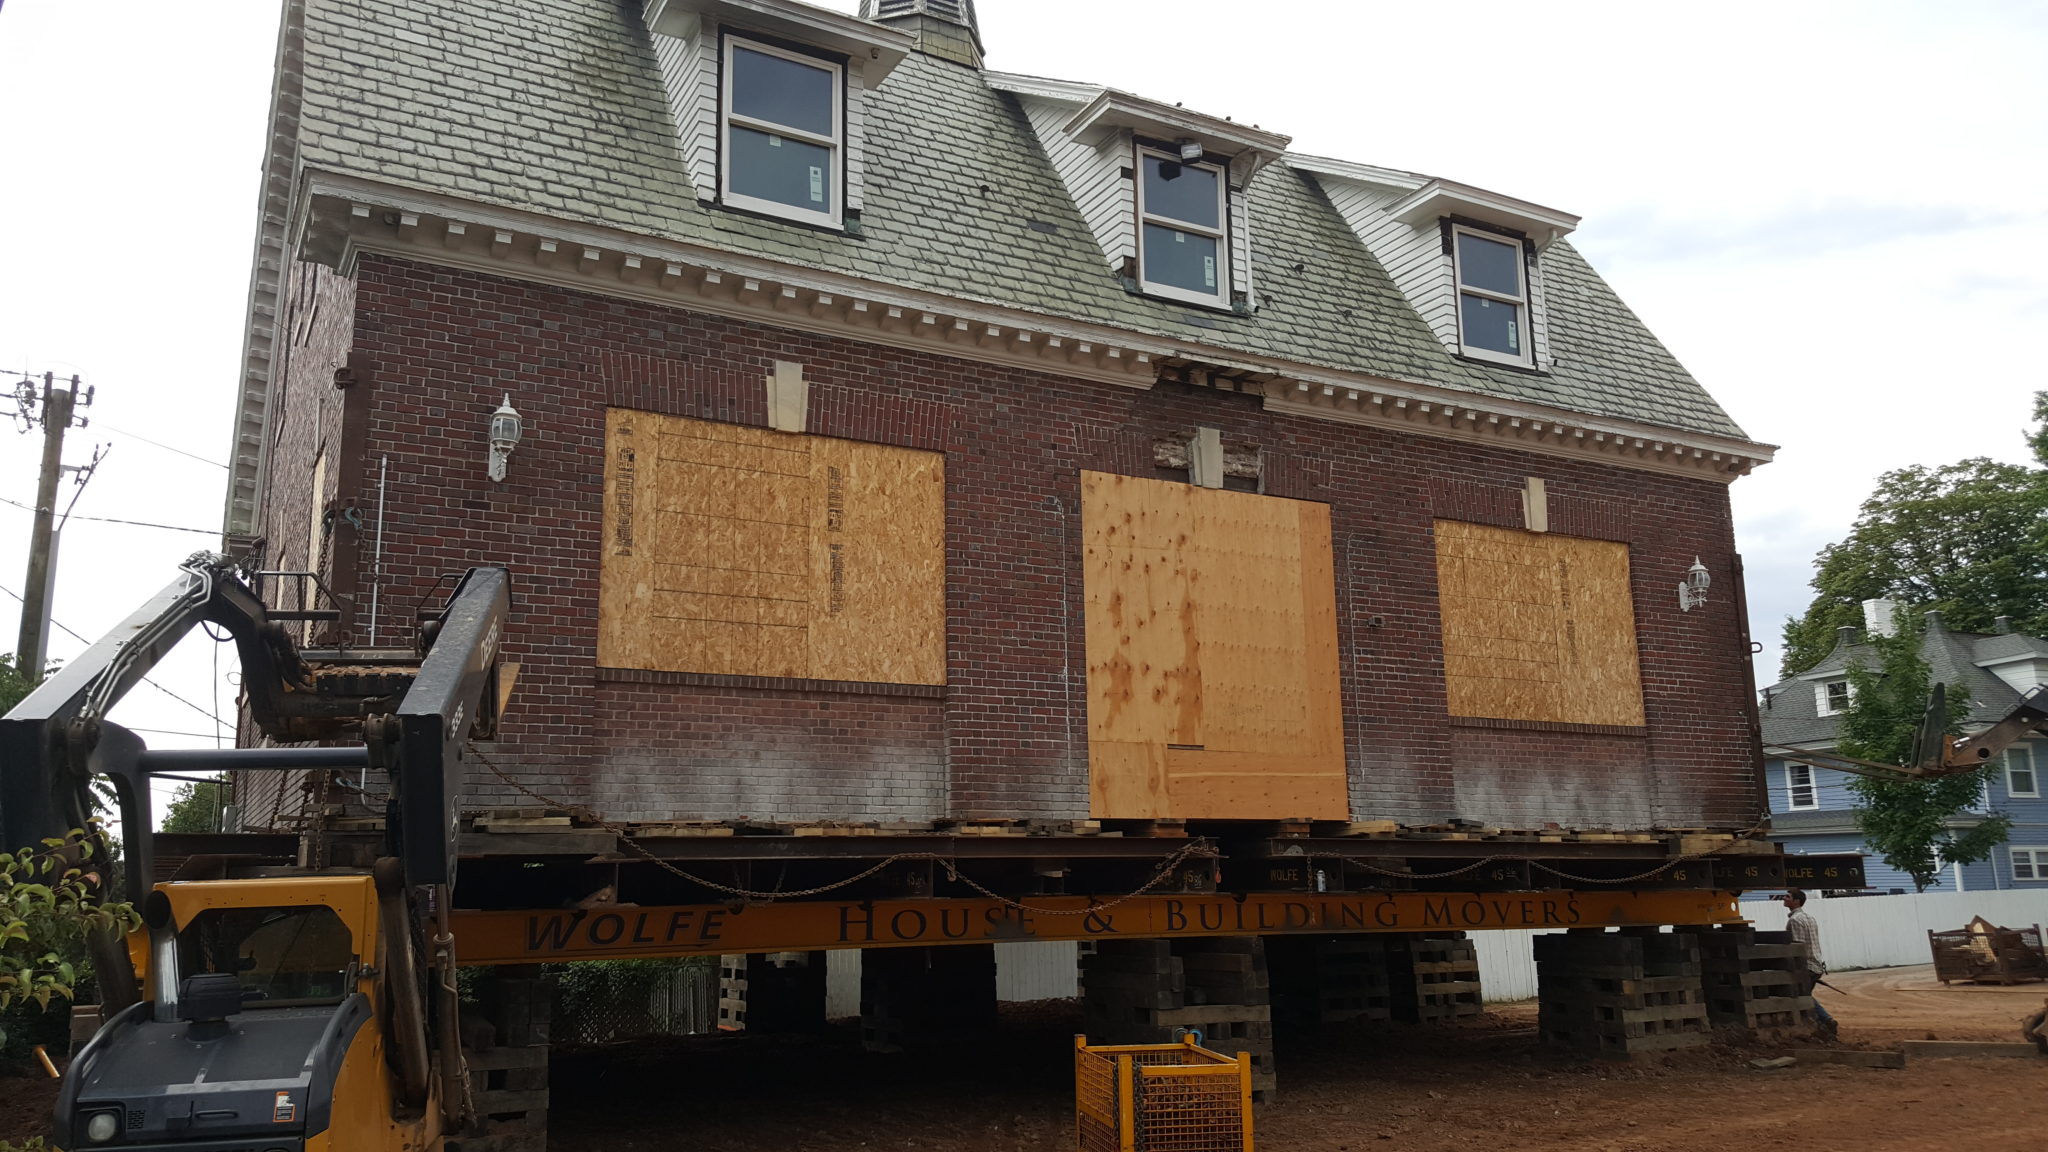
[1433,520,1645,726]
[600,409,945,684]
[1082,472,1347,820]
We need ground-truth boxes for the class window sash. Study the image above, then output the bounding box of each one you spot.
[720,37,844,226]
[2007,747,2039,797]
[2013,847,2046,881]
[1136,147,1229,304]
[1786,764,1818,810]
[1451,225,1531,364]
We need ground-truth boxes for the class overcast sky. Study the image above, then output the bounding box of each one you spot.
[3,1,2044,829]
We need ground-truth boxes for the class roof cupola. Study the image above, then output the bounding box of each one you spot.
[860,0,982,68]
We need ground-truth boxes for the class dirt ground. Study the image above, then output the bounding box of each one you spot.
[548,965,2048,1152]
[3,965,2041,1150]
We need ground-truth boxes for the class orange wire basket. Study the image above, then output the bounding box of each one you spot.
[1074,1035,1253,1152]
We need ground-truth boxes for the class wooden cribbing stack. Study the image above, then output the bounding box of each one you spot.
[1081,938,1278,1101]
[1536,931,1710,1059]
[1691,926,1815,1034]
[1390,933,1484,1023]
[463,966,552,1152]
[1268,935,1394,1029]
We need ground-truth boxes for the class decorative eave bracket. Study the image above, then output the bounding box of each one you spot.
[292,174,1773,485]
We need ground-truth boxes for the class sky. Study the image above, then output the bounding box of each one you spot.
[1,1,2044,829]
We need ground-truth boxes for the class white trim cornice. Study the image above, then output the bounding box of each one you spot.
[279,173,1775,491]
[645,0,915,84]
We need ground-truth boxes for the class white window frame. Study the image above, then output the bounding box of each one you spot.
[1450,223,1534,368]
[1785,763,1819,811]
[1135,145,1230,308]
[719,36,844,229]
[2011,846,2048,882]
[1814,679,1853,717]
[2006,745,2040,798]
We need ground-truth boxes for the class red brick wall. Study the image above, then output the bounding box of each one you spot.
[291,255,1760,830]
[239,262,356,830]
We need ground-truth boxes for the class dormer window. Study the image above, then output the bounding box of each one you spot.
[1453,226,1531,366]
[1816,679,1853,716]
[1138,148,1229,307]
[721,38,843,227]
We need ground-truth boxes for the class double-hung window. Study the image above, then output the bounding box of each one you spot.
[1785,763,1819,811]
[1452,225,1532,366]
[1815,679,1852,716]
[1137,148,1228,307]
[721,38,843,227]
[2013,846,2048,881]
[2007,745,2040,798]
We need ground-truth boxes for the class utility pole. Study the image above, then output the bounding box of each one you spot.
[14,372,93,680]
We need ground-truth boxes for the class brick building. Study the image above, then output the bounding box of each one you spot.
[225,0,1775,841]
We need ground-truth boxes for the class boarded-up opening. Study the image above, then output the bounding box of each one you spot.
[600,409,945,685]
[1081,472,1348,820]
[1433,519,1644,726]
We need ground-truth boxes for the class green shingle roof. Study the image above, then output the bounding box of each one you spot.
[295,0,1750,441]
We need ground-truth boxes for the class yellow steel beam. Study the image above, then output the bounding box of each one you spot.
[453,888,1742,965]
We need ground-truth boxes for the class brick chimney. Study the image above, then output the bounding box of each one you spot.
[860,0,983,68]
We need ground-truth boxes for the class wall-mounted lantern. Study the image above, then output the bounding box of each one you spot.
[1678,557,1711,612]
[487,394,522,482]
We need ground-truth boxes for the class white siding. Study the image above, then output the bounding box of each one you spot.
[651,23,719,201]
[1311,172,1555,369]
[845,62,869,212]
[1228,186,1253,306]
[1018,96,1132,272]
[652,22,867,211]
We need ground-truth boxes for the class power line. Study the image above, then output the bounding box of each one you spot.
[0,581,232,730]
[0,494,218,536]
[127,726,238,741]
[90,421,229,470]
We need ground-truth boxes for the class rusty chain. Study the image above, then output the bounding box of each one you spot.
[469,744,1765,900]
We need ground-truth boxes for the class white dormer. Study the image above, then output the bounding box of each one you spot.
[1292,156,1579,370]
[988,73,1290,310]
[644,0,916,228]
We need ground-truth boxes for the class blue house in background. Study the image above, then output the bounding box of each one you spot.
[1758,601,2048,894]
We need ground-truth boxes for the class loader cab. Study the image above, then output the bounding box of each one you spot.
[56,874,422,1151]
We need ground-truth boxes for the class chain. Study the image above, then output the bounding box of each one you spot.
[467,744,1762,899]
[467,744,1217,913]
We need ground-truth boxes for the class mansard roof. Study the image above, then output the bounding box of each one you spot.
[228,0,1767,534]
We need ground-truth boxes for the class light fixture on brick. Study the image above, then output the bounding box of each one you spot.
[1678,557,1711,612]
[487,394,522,482]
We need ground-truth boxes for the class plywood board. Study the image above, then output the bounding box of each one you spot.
[600,409,945,684]
[1433,519,1645,726]
[1082,472,1347,820]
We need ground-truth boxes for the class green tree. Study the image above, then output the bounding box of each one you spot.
[159,777,226,835]
[0,653,43,714]
[1836,619,2011,893]
[1780,394,2048,677]
[1,829,138,1050]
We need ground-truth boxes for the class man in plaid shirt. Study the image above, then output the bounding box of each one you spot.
[1785,889,1838,1038]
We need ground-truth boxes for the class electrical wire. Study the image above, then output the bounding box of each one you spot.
[0,494,218,536]
[0,581,233,731]
[87,420,229,470]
